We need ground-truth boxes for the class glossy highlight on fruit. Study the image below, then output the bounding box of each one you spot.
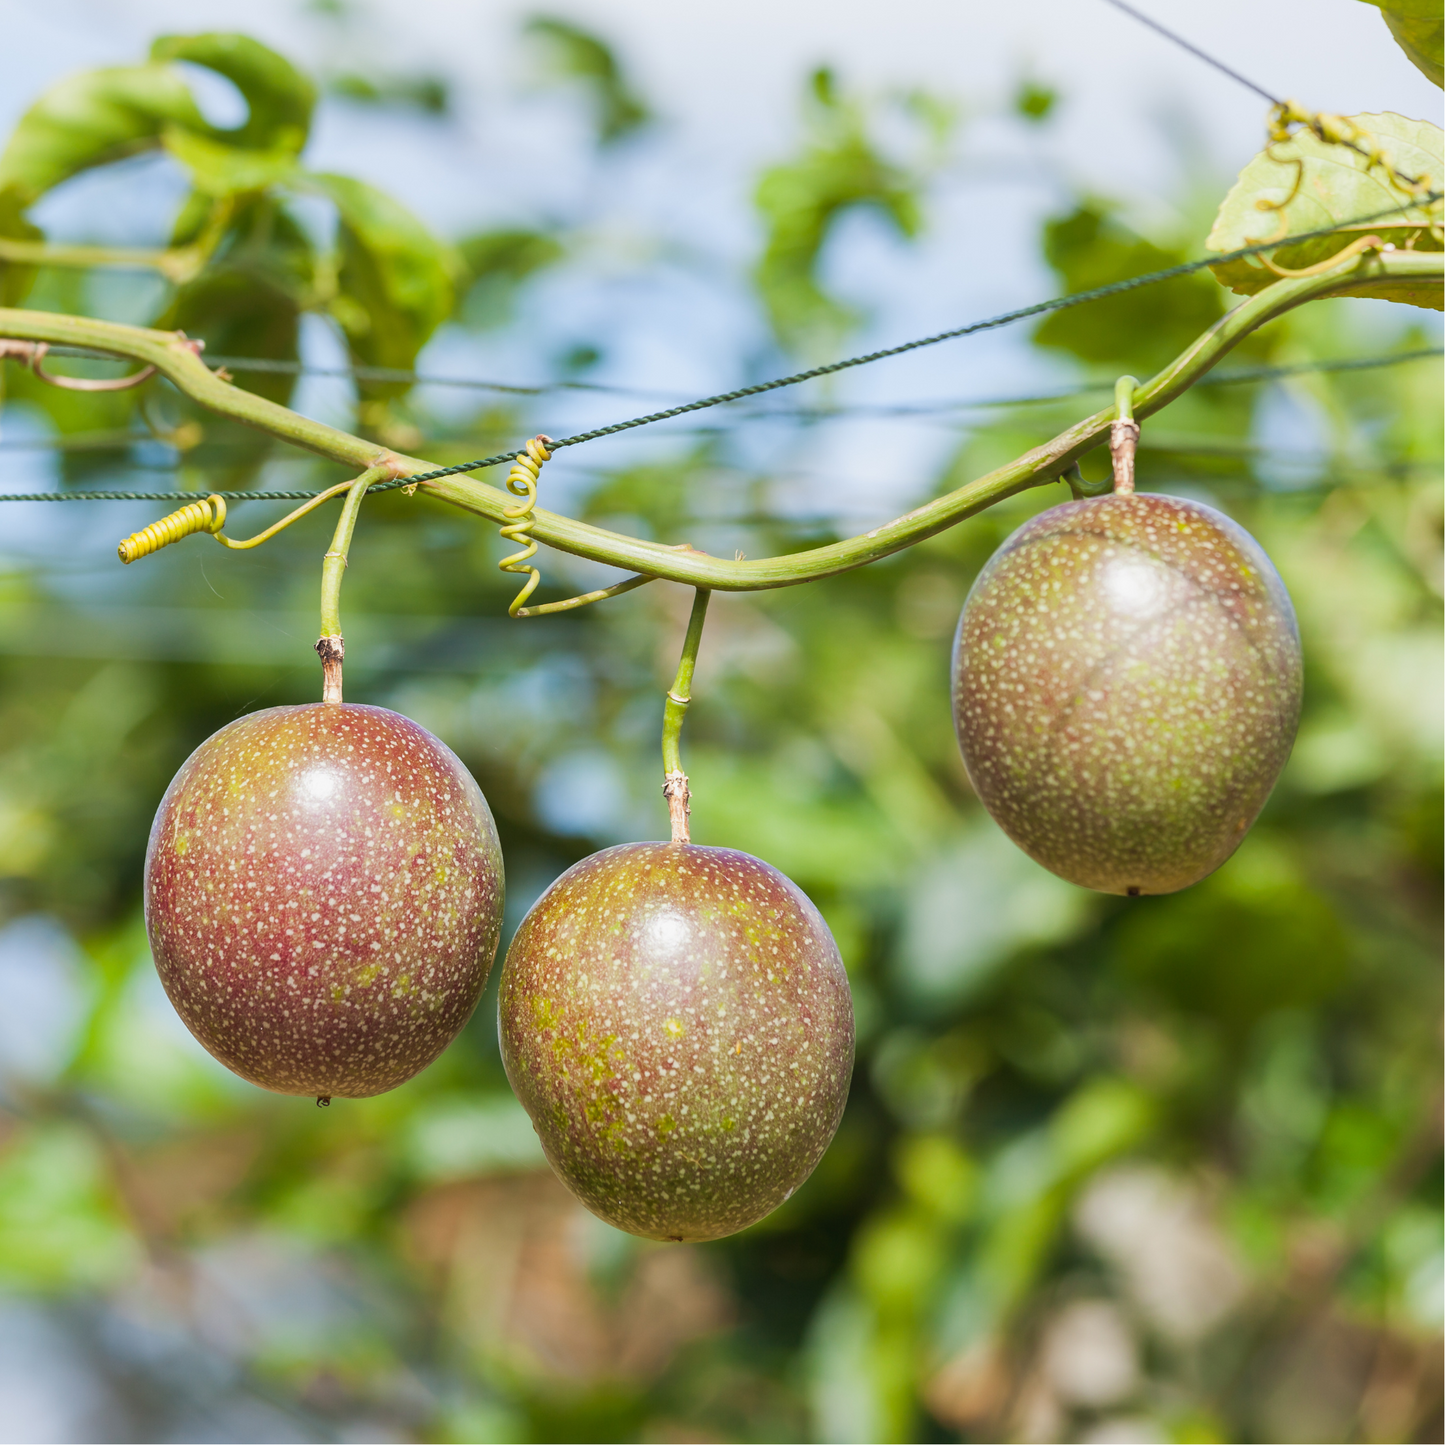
[145,704,504,1098]
[952,493,1302,896]
[499,842,855,1242]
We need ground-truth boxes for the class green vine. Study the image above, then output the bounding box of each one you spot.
[0,248,1438,598]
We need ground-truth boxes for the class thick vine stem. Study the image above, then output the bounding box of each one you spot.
[0,250,1438,594]
[662,589,711,844]
[1110,375,1140,495]
[316,467,387,703]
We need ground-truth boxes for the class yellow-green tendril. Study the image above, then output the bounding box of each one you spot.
[498,435,552,616]
[118,495,227,563]
[118,478,372,563]
[1267,102,1441,219]
[662,588,711,844]
[516,571,655,617]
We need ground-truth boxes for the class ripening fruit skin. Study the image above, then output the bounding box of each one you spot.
[499,843,854,1242]
[952,493,1302,896]
[145,704,504,1098]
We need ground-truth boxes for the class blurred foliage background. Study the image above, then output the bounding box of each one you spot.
[0,15,1439,1445]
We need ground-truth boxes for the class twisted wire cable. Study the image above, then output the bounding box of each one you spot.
[0,196,1437,508]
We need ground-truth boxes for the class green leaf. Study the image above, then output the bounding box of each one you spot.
[523,16,649,144]
[1113,836,1351,1028]
[158,194,314,417]
[1206,111,1443,311]
[160,268,301,405]
[458,227,565,285]
[1034,201,1225,370]
[0,1124,139,1290]
[754,72,923,357]
[0,190,43,306]
[1357,0,1444,87]
[304,172,457,376]
[150,32,317,154]
[0,64,208,207]
[1049,1077,1156,1178]
[161,125,298,197]
[456,227,565,326]
[1015,79,1057,123]
[329,72,450,116]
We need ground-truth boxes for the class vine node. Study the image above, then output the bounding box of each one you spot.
[1110,376,1140,496]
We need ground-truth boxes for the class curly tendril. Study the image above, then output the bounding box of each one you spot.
[498,435,553,617]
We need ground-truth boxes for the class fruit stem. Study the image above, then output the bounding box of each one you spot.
[1110,376,1140,495]
[662,588,711,844]
[317,466,387,703]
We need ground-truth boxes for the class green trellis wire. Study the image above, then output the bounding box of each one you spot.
[0,194,1438,506]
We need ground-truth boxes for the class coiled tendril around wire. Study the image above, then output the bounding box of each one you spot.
[118,495,227,563]
[498,435,553,616]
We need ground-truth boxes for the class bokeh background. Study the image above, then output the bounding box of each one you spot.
[0,2,1440,1441]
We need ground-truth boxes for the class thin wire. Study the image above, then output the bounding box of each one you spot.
[0,195,1436,505]
[0,489,333,502]
[40,348,697,401]
[726,347,1445,420]
[1,346,1436,501]
[203,356,688,401]
[1097,0,1280,105]
[8,348,1435,456]
[37,342,1435,420]
[1098,0,1429,188]
[378,194,1440,494]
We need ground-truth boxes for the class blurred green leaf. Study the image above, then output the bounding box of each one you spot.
[162,127,298,197]
[805,1283,912,1444]
[854,1207,948,1318]
[0,190,42,307]
[0,1124,140,1290]
[1206,112,1443,310]
[754,70,924,356]
[329,72,450,115]
[151,32,317,154]
[687,745,906,891]
[0,64,207,206]
[1049,1076,1156,1178]
[456,227,566,327]
[305,172,457,377]
[1357,0,1444,86]
[897,826,1093,1007]
[1015,79,1057,122]
[523,16,650,144]
[893,1133,977,1224]
[1035,200,1225,369]
[458,229,565,285]
[1113,837,1352,1028]
[402,1092,547,1181]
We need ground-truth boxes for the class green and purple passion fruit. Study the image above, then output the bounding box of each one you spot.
[952,492,1302,895]
[499,842,855,1242]
[145,703,504,1098]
